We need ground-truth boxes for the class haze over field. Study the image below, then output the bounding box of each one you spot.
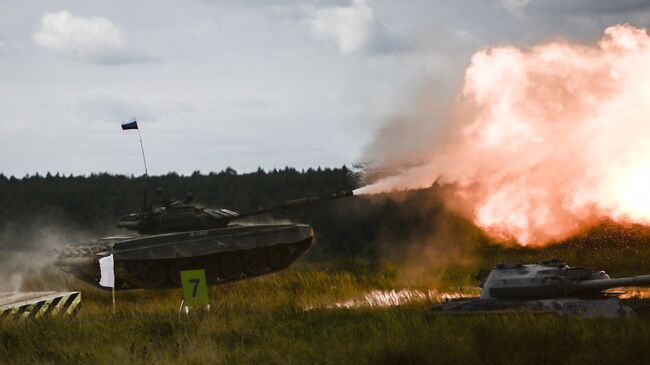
[2,1,650,177]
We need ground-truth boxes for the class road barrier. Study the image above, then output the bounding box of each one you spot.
[0,291,81,319]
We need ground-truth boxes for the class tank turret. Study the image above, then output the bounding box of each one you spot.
[116,189,353,234]
[480,259,650,299]
[436,259,650,317]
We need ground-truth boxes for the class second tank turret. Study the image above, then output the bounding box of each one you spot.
[435,259,650,317]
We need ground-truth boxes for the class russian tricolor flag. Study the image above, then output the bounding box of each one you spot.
[121,117,138,130]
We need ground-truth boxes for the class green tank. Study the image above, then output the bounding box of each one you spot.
[54,189,353,290]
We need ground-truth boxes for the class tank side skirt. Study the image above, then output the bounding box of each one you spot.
[113,237,312,290]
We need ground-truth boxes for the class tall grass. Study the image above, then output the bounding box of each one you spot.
[2,261,650,364]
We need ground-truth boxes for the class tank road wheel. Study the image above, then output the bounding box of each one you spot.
[219,253,243,280]
[199,258,220,283]
[268,245,292,270]
[141,262,167,288]
[243,250,267,275]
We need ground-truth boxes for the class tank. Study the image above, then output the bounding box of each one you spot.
[54,189,353,290]
[435,259,650,317]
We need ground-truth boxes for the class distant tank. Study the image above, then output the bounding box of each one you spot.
[55,189,353,290]
[435,259,650,317]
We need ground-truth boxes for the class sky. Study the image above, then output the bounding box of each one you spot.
[1,0,650,177]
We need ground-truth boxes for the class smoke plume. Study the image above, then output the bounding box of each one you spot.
[359,24,650,245]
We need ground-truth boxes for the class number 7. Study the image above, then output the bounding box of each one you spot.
[189,278,200,297]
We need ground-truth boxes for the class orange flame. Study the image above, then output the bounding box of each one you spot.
[359,24,650,245]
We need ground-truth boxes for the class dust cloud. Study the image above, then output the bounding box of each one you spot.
[0,219,93,291]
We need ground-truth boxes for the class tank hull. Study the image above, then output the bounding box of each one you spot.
[55,223,314,290]
[434,297,636,318]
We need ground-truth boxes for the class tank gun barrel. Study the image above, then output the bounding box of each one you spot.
[575,275,650,292]
[237,190,354,219]
[116,190,354,234]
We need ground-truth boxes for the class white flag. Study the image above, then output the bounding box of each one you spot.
[99,254,115,288]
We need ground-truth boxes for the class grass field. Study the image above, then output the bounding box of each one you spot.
[3,255,650,365]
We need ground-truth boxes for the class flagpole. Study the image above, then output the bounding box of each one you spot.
[122,117,150,211]
[112,286,116,314]
[136,125,148,177]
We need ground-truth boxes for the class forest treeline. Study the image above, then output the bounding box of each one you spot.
[0,166,487,260]
[4,167,650,273]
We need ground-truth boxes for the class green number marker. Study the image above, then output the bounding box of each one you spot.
[180,269,209,306]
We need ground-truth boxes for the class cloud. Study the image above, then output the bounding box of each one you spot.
[498,0,531,18]
[497,0,650,20]
[77,91,158,123]
[453,29,479,46]
[308,0,402,54]
[309,0,373,54]
[526,0,650,15]
[0,36,8,56]
[33,10,143,64]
